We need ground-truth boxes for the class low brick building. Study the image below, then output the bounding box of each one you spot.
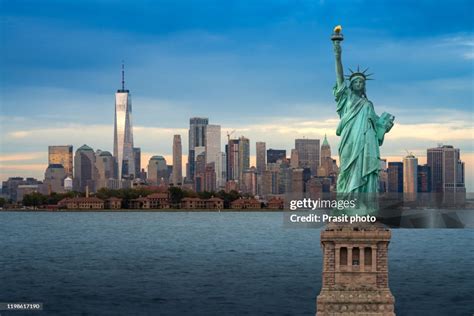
[181,197,224,209]
[129,197,150,209]
[147,192,170,209]
[267,197,284,209]
[230,198,261,209]
[105,197,122,209]
[58,197,105,209]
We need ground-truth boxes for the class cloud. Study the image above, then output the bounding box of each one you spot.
[0,152,45,162]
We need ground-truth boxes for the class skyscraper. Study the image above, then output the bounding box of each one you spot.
[256,142,266,174]
[172,135,183,185]
[188,117,208,181]
[403,154,418,200]
[133,147,141,179]
[216,152,227,189]
[206,125,221,187]
[379,159,388,193]
[417,165,431,193]
[95,150,115,190]
[238,136,250,182]
[388,162,403,193]
[318,135,338,177]
[427,146,443,193]
[147,156,168,185]
[267,149,286,164]
[48,145,73,177]
[113,63,135,180]
[290,149,299,169]
[226,139,240,181]
[74,144,98,192]
[427,145,465,193]
[44,164,67,193]
[242,167,258,195]
[295,139,320,176]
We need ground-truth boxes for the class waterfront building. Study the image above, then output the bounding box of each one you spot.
[74,144,98,193]
[188,117,208,181]
[230,198,261,209]
[147,156,168,185]
[267,197,284,209]
[387,162,403,193]
[267,149,286,164]
[105,197,122,209]
[145,192,170,209]
[403,154,418,200]
[181,197,224,209]
[58,197,104,209]
[171,135,183,185]
[295,138,320,176]
[48,145,73,177]
[43,164,67,193]
[256,142,266,174]
[113,64,135,179]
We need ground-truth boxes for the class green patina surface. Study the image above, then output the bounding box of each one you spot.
[332,29,395,213]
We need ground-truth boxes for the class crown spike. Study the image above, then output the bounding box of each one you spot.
[362,67,370,74]
[348,68,355,74]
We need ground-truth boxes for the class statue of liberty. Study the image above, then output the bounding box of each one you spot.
[331,26,394,212]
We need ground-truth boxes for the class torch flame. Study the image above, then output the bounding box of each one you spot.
[334,25,342,34]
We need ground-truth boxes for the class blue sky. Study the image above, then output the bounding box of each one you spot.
[1,0,473,188]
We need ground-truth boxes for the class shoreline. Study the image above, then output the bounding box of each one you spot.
[0,208,283,213]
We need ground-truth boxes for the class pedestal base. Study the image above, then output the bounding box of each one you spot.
[317,289,395,315]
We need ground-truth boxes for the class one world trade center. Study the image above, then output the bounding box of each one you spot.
[113,63,135,180]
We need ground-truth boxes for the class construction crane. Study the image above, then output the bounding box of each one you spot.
[227,130,236,141]
[404,149,414,157]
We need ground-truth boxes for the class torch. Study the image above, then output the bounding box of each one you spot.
[331,25,343,42]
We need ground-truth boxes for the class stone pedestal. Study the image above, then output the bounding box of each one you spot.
[316,222,395,315]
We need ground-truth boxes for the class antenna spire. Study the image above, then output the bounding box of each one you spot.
[121,61,125,91]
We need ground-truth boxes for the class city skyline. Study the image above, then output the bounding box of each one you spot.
[1,0,473,190]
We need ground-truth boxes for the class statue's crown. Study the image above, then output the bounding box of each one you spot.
[346,65,374,81]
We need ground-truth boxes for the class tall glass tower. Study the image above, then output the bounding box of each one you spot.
[113,63,135,180]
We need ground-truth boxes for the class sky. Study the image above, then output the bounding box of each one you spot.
[1,0,473,189]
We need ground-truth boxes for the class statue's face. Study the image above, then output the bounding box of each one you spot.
[351,77,365,92]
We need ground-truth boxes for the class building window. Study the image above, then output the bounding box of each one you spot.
[340,247,347,265]
[365,247,372,266]
[352,247,360,265]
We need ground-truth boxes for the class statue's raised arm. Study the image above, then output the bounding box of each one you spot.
[331,25,344,88]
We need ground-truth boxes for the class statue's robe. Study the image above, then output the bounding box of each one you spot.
[334,82,380,194]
